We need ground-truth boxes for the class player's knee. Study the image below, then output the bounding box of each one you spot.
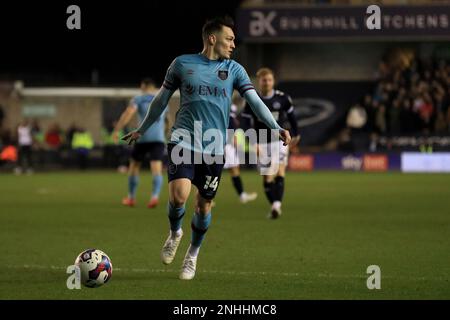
[171,189,188,207]
[197,204,212,215]
[150,161,162,175]
[129,161,141,175]
[171,197,186,208]
[196,199,212,214]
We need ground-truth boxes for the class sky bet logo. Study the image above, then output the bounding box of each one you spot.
[184,84,228,98]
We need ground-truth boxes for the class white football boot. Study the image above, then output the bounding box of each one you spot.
[268,201,282,219]
[240,192,258,204]
[179,251,198,280]
[161,230,183,265]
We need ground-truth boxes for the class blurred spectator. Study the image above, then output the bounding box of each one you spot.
[0,128,16,168]
[447,108,450,133]
[45,123,64,149]
[66,122,78,147]
[356,52,450,142]
[45,123,64,165]
[375,104,387,135]
[389,99,402,136]
[0,145,17,165]
[101,122,116,168]
[30,119,45,167]
[15,119,34,174]
[101,121,129,171]
[102,121,120,167]
[435,111,447,135]
[400,99,415,134]
[71,127,94,169]
[31,119,43,142]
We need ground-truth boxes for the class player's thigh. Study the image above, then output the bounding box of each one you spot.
[277,163,286,177]
[128,159,141,175]
[168,178,192,206]
[167,144,195,206]
[150,160,163,175]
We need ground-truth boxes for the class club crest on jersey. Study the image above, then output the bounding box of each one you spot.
[185,83,195,95]
[273,102,281,110]
[218,70,228,80]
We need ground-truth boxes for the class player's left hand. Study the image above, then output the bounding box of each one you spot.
[121,131,141,145]
[291,135,301,146]
[112,130,120,144]
[279,129,292,146]
[289,135,301,152]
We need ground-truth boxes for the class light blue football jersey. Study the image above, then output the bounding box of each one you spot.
[162,53,254,154]
[131,94,167,143]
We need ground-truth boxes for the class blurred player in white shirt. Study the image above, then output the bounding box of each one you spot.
[16,119,34,175]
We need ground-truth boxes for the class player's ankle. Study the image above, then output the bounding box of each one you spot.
[188,244,200,257]
[272,201,281,210]
[170,228,182,239]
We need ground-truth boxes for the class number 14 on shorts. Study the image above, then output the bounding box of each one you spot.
[204,176,219,191]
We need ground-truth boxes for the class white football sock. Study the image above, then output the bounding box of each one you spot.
[170,228,182,239]
[272,201,281,210]
[188,244,200,257]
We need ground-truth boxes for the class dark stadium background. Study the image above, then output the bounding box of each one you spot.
[0,0,243,86]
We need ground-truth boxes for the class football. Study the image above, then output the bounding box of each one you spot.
[74,249,113,288]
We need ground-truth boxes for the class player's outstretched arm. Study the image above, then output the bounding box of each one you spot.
[121,87,173,144]
[113,105,136,144]
[243,90,292,146]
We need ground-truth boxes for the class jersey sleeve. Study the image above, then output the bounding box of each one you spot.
[285,95,295,114]
[232,63,255,97]
[129,96,139,109]
[162,58,182,91]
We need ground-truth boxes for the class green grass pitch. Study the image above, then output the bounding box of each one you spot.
[0,170,449,299]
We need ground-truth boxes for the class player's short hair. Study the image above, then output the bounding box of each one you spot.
[202,16,235,41]
[256,68,274,79]
[140,78,156,88]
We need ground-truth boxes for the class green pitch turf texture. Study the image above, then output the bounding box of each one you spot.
[1,171,449,299]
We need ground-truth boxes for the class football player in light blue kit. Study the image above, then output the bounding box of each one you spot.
[123,16,292,280]
[113,78,168,208]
